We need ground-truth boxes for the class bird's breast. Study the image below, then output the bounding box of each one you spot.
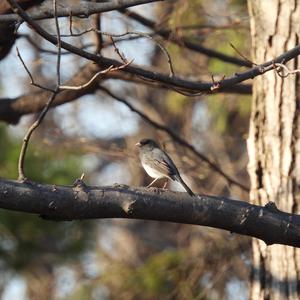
[141,161,164,179]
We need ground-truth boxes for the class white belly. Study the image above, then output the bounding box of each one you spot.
[142,161,164,179]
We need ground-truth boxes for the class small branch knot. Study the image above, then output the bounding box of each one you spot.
[73,173,87,189]
[122,200,136,214]
[264,201,280,213]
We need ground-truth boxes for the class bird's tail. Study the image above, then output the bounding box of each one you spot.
[175,175,195,197]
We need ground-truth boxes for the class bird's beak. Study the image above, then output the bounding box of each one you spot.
[135,142,141,147]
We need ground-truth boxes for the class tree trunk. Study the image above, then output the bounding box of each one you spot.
[247,1,300,299]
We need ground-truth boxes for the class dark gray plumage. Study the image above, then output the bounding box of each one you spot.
[136,139,195,197]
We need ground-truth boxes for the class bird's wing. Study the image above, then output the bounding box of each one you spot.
[150,158,172,177]
[151,148,179,178]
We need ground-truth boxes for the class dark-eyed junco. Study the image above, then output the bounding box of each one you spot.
[135,138,195,197]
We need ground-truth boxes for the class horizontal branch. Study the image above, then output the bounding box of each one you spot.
[0,178,300,248]
[0,0,162,22]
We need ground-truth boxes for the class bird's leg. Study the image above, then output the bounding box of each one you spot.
[147,177,160,188]
[162,179,168,189]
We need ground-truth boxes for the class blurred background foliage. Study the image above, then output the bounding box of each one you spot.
[0,123,95,298]
[0,0,252,299]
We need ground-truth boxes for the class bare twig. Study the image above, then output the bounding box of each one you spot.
[110,36,128,63]
[18,92,59,181]
[273,62,300,78]
[59,29,175,77]
[59,60,132,90]
[102,30,175,77]
[69,12,74,35]
[17,0,62,181]
[92,11,103,54]
[230,42,256,66]
[60,27,94,38]
[53,0,61,85]
[16,47,56,92]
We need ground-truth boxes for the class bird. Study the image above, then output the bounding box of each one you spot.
[135,138,195,197]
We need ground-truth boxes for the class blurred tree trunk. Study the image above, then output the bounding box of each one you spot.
[247,1,300,299]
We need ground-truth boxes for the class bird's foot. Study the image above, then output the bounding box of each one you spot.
[162,181,168,189]
[147,186,163,194]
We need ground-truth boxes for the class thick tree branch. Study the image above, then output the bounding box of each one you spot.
[0,0,163,22]
[0,178,299,248]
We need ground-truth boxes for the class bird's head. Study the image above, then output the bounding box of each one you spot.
[135,138,159,150]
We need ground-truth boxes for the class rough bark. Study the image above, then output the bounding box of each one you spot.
[0,178,300,248]
[247,1,300,299]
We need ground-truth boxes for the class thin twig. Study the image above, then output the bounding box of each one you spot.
[53,0,61,85]
[16,47,56,92]
[69,12,73,35]
[110,36,128,63]
[17,0,62,180]
[59,60,132,90]
[229,42,256,66]
[100,30,175,77]
[57,28,175,77]
[273,62,300,77]
[18,92,59,180]
[92,10,103,54]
